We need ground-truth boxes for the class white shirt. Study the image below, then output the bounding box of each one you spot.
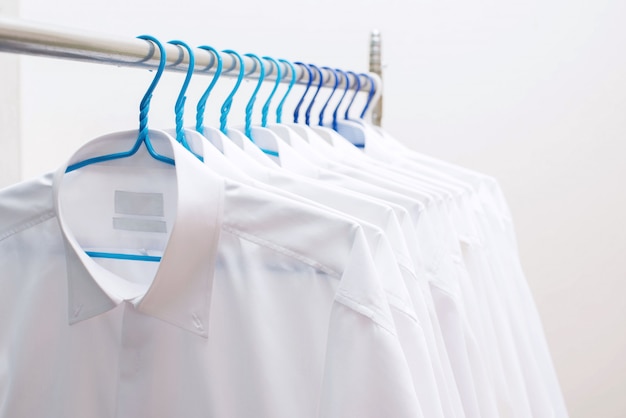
[362,125,569,417]
[246,125,471,418]
[0,129,423,418]
[196,126,444,418]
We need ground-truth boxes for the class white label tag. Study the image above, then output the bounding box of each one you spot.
[115,190,164,217]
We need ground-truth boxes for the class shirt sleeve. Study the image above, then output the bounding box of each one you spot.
[318,229,424,418]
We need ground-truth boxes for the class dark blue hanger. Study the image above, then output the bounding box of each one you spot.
[167,40,202,161]
[243,53,266,139]
[66,35,174,173]
[219,49,245,135]
[276,59,296,123]
[344,71,362,120]
[331,68,350,131]
[359,72,377,119]
[196,46,223,135]
[304,64,324,126]
[261,56,282,127]
[293,62,313,123]
[318,67,339,126]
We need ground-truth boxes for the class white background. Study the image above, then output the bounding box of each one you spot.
[1,0,625,416]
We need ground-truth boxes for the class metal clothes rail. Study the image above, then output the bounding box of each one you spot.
[0,17,378,94]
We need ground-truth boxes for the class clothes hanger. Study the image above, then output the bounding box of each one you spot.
[218,57,323,175]
[359,72,377,121]
[227,53,283,159]
[292,62,313,124]
[169,44,258,185]
[343,71,361,121]
[242,55,318,164]
[331,68,351,132]
[190,48,280,171]
[243,53,266,139]
[332,70,368,147]
[265,63,346,166]
[193,46,231,154]
[260,56,282,128]
[309,67,342,144]
[197,48,245,154]
[281,64,350,150]
[304,63,324,126]
[286,63,337,144]
[264,59,309,146]
[281,62,321,143]
[223,51,259,150]
[276,59,297,124]
[67,35,191,263]
[318,66,340,127]
[166,39,203,161]
[66,35,174,173]
[195,45,223,136]
[275,65,364,164]
[219,49,245,136]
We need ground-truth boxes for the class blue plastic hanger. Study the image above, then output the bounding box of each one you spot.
[196,45,223,135]
[261,56,282,127]
[331,68,350,131]
[276,59,296,123]
[344,71,362,120]
[219,49,245,135]
[304,64,324,126]
[241,53,280,158]
[318,67,339,126]
[77,35,174,263]
[359,72,377,119]
[333,71,367,148]
[293,62,313,123]
[167,40,203,161]
[66,35,174,173]
[243,53,266,139]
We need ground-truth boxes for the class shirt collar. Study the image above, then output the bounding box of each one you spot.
[53,129,224,337]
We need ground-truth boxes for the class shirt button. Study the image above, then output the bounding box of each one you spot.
[192,313,205,332]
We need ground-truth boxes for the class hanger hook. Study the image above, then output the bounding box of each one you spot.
[196,46,223,135]
[135,35,175,165]
[220,49,245,135]
[261,56,282,127]
[66,35,174,173]
[344,71,362,120]
[304,63,324,126]
[358,72,377,119]
[243,53,266,139]
[276,59,296,123]
[167,40,195,152]
[332,68,350,131]
[293,62,313,123]
[318,67,339,126]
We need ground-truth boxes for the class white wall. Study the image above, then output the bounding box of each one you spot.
[3,0,626,416]
[0,0,20,186]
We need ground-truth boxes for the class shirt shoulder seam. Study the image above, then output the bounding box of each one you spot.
[222,223,342,279]
[0,210,56,242]
[335,290,397,335]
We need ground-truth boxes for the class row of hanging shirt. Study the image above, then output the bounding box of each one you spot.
[0,36,568,418]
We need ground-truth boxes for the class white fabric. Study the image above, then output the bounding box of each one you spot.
[0,129,424,418]
[352,121,569,417]
[199,126,445,417]
[0,110,569,418]
[247,124,470,418]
